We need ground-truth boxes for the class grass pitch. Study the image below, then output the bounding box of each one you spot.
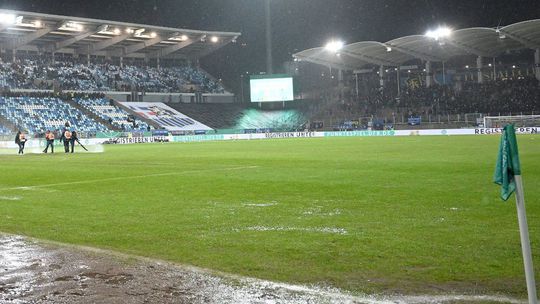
[0,135,539,296]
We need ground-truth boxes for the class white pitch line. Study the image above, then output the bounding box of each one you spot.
[0,166,259,192]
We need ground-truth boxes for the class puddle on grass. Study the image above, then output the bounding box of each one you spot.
[242,201,278,207]
[0,234,526,304]
[238,226,349,235]
[0,196,22,201]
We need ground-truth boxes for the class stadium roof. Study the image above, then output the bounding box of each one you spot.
[293,19,540,70]
[0,9,241,60]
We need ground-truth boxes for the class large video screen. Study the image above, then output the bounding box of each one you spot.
[250,76,294,102]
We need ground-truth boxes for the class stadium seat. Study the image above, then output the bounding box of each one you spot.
[0,59,226,94]
[0,96,109,134]
[74,98,149,132]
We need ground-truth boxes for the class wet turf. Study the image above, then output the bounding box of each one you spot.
[0,136,539,297]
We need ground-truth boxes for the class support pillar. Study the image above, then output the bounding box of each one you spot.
[477,56,483,84]
[355,73,359,98]
[535,49,540,82]
[120,56,123,68]
[396,67,401,95]
[425,61,432,88]
[379,65,385,88]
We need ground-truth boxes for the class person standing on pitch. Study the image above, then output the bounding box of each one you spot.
[69,130,79,153]
[43,130,55,153]
[59,128,72,153]
[15,131,27,155]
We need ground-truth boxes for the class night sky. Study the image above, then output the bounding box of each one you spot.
[0,0,539,90]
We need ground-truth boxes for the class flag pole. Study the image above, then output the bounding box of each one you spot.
[514,175,538,304]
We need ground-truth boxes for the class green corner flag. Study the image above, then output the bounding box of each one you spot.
[494,124,538,304]
[493,124,522,201]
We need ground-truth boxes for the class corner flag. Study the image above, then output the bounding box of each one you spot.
[494,124,521,201]
[494,124,538,304]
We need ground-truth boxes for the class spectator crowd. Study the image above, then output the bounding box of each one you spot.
[357,77,540,116]
[0,58,226,93]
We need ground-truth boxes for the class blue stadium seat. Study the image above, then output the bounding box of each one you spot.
[74,98,149,131]
[0,96,109,134]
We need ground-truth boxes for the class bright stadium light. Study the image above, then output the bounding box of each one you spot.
[0,13,17,25]
[126,28,134,34]
[425,26,452,40]
[181,34,188,41]
[325,40,344,53]
[113,28,121,35]
[150,32,157,38]
[210,36,219,43]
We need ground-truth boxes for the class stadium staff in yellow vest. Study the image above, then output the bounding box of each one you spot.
[59,129,72,153]
[15,130,27,155]
[43,130,55,153]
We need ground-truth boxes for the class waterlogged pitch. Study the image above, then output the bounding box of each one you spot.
[0,136,539,296]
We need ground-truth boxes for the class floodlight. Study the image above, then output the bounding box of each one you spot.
[425,26,452,40]
[325,40,344,53]
[34,20,42,27]
[113,28,121,35]
[181,34,188,41]
[386,46,392,52]
[0,13,17,25]
[210,36,219,43]
[465,65,469,69]
[126,28,134,34]
[150,32,157,38]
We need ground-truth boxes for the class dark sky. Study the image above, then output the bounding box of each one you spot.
[0,0,539,90]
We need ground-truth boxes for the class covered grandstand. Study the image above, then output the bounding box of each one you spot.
[291,20,540,130]
[0,10,243,135]
[293,19,540,84]
[0,9,240,64]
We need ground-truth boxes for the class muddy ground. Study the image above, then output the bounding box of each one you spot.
[0,234,526,304]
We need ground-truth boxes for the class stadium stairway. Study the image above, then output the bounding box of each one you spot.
[0,113,17,133]
[64,99,120,131]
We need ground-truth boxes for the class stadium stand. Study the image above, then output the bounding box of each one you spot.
[234,109,307,131]
[0,124,10,135]
[167,103,246,129]
[167,104,308,131]
[74,98,149,131]
[0,96,109,134]
[359,77,540,116]
[0,58,226,93]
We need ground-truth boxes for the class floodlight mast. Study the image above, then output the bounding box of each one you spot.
[424,26,452,85]
[425,26,452,40]
[325,40,344,53]
[265,0,273,75]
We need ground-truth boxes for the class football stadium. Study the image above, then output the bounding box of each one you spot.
[0,1,539,303]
